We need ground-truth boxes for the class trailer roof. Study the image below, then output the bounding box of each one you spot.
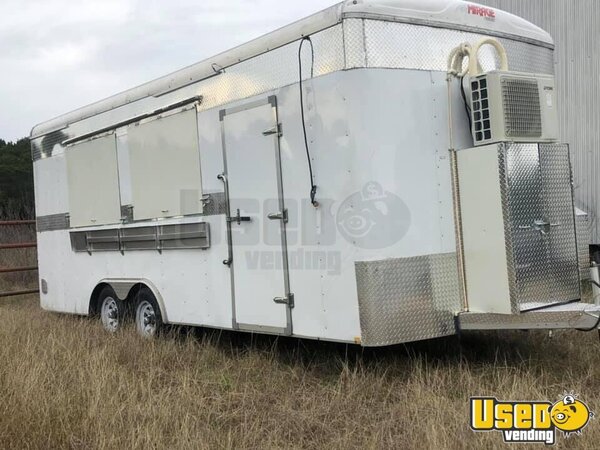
[31,0,553,139]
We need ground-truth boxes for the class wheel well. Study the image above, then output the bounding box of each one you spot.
[126,283,149,302]
[89,281,166,321]
[89,283,111,316]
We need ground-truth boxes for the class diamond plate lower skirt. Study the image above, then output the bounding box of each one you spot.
[355,253,461,346]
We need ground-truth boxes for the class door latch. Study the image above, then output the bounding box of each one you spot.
[228,209,252,225]
[201,194,212,207]
[274,293,295,308]
[520,220,560,235]
[267,209,288,223]
[262,123,283,137]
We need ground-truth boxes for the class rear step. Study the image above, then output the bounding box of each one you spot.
[458,302,600,331]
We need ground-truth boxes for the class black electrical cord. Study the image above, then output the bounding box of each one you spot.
[298,36,318,207]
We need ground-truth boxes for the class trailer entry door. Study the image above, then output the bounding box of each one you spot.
[221,97,292,335]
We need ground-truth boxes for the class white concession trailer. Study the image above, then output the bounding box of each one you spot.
[30,0,600,346]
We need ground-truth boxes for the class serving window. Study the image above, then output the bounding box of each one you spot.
[66,134,122,228]
[127,108,203,221]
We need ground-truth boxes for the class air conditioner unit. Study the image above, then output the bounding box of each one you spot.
[469,71,559,146]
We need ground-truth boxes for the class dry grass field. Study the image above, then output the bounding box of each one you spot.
[0,219,599,449]
[0,293,598,449]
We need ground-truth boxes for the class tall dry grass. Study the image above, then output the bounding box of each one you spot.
[0,295,598,449]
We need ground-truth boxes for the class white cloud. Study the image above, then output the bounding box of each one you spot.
[0,0,335,140]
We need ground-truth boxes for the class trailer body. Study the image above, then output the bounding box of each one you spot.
[31,0,600,346]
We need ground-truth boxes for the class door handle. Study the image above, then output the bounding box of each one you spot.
[532,220,560,235]
[262,123,283,137]
[267,209,288,223]
[518,221,560,235]
[274,293,294,308]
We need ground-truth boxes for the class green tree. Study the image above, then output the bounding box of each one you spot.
[0,138,34,219]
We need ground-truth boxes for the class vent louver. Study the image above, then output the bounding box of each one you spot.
[501,78,542,138]
[471,78,492,143]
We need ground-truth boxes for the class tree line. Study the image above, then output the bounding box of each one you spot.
[0,138,34,219]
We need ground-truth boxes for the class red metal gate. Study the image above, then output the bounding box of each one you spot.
[0,220,38,298]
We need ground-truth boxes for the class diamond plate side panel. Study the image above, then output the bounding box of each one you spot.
[497,144,519,313]
[197,25,344,114]
[355,253,460,347]
[343,18,366,69]
[201,192,227,217]
[459,302,600,330]
[501,143,581,308]
[37,213,70,232]
[362,21,554,74]
[504,143,547,305]
[539,144,581,302]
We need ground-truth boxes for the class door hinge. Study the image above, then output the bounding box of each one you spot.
[263,123,283,137]
[274,293,294,308]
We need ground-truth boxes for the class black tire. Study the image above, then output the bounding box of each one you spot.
[98,286,126,333]
[134,288,163,338]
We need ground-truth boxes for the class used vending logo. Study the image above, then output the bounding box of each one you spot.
[467,4,496,20]
[470,395,594,445]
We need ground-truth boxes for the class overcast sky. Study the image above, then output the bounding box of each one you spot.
[0,0,335,141]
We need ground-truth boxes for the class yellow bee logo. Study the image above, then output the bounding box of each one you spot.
[550,395,594,436]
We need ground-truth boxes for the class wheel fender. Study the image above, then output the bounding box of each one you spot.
[97,278,169,324]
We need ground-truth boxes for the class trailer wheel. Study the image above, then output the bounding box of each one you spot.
[135,289,162,338]
[99,287,126,333]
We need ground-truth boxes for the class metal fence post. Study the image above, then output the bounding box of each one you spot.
[0,220,39,298]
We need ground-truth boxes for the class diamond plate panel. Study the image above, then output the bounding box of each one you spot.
[497,145,519,313]
[33,19,553,161]
[197,24,345,114]
[539,144,581,302]
[504,143,547,305]
[362,20,554,74]
[459,302,600,330]
[201,192,227,217]
[37,213,70,232]
[355,253,461,347]
[501,143,581,309]
[343,18,366,68]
